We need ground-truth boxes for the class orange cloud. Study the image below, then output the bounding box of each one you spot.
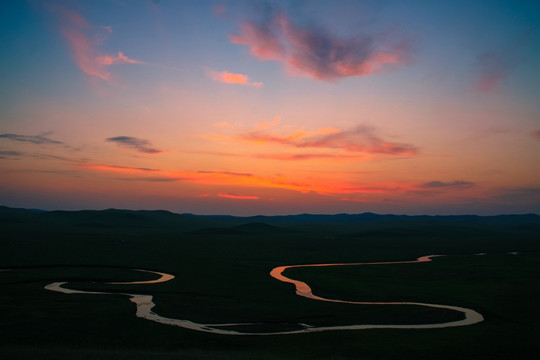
[213,121,231,128]
[208,70,262,87]
[218,193,259,200]
[211,70,249,84]
[198,170,253,177]
[234,121,416,156]
[237,118,342,146]
[186,148,364,162]
[230,11,409,81]
[80,162,403,196]
[254,115,281,130]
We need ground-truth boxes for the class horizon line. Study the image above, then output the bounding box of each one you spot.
[1,205,538,218]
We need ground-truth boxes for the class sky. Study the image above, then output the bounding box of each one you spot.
[1,0,539,215]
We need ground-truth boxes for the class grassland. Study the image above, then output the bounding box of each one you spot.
[0,206,539,359]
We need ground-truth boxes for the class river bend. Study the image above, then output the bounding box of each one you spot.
[43,255,484,335]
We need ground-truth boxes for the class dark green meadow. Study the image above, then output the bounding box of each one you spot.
[0,207,539,359]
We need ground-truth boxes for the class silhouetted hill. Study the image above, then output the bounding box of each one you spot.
[0,206,538,235]
[0,205,44,214]
[189,227,246,235]
[0,207,223,232]
[189,222,289,235]
[233,222,289,234]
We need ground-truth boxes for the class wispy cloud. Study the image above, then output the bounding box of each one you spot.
[473,51,511,92]
[229,8,409,81]
[0,150,24,156]
[81,164,160,173]
[198,170,253,177]
[255,115,282,130]
[420,181,475,189]
[115,177,185,182]
[0,133,63,145]
[235,122,417,156]
[298,126,417,155]
[0,150,24,159]
[489,186,540,203]
[95,51,143,65]
[212,3,227,16]
[472,32,532,93]
[213,121,231,128]
[47,4,143,81]
[0,147,90,163]
[218,193,259,200]
[106,136,163,154]
[185,148,365,162]
[208,70,262,87]
[254,153,365,161]
[82,162,407,196]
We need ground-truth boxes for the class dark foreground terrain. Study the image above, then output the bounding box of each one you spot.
[1,206,539,359]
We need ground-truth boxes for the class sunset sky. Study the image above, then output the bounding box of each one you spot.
[1,0,539,215]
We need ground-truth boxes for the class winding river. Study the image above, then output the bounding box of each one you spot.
[43,255,484,335]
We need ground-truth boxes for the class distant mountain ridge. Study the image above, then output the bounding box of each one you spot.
[1,205,539,235]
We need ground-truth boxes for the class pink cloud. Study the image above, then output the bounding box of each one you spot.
[59,15,110,80]
[208,70,262,87]
[50,5,142,81]
[230,12,409,81]
[230,20,286,62]
[531,129,540,140]
[254,153,365,161]
[212,3,227,16]
[473,49,519,93]
[299,126,417,155]
[474,73,503,93]
[96,52,143,65]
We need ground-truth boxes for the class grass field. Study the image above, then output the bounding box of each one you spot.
[1,207,539,359]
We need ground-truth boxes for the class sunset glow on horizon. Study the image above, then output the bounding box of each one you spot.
[1,0,539,215]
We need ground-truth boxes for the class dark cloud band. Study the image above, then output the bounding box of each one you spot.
[0,133,63,145]
[420,181,475,189]
[106,136,163,154]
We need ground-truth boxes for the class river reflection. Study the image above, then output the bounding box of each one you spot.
[107,269,174,284]
[43,255,484,335]
[270,255,483,330]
